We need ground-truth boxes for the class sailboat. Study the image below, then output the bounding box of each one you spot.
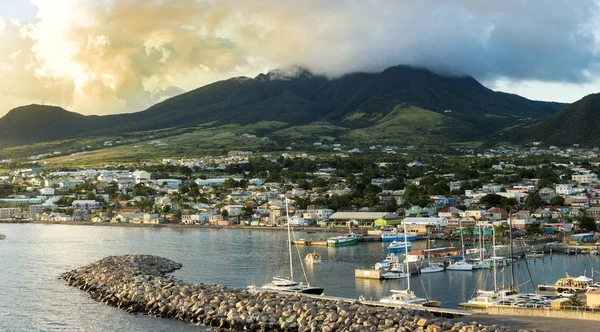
[420,227,444,274]
[253,200,324,295]
[379,223,441,307]
[446,219,473,271]
[469,225,491,269]
[458,225,517,308]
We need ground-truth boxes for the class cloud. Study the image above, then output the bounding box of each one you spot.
[0,0,599,116]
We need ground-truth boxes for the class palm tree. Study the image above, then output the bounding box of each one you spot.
[567,295,584,307]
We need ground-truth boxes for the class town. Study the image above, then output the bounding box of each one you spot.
[1,144,600,242]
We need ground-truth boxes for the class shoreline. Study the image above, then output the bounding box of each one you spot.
[0,219,351,233]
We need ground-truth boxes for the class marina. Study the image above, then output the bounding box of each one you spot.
[4,223,600,331]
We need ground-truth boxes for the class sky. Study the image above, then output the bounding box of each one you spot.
[1,0,600,117]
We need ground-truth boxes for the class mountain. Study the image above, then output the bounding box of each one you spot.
[517,93,600,146]
[0,65,565,149]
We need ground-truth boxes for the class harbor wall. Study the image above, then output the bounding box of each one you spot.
[487,306,600,321]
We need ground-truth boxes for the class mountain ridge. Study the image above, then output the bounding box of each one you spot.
[0,65,566,149]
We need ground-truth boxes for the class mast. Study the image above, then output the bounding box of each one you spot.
[509,213,515,290]
[459,219,465,260]
[404,221,411,292]
[492,225,497,292]
[286,199,294,281]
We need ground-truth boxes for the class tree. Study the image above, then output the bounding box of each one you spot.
[221,209,229,218]
[550,196,565,206]
[567,295,584,307]
[577,216,598,233]
[525,222,541,235]
[524,192,543,211]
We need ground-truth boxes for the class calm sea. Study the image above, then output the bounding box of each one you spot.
[1,224,599,331]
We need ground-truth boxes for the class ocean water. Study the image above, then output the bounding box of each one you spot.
[1,224,599,331]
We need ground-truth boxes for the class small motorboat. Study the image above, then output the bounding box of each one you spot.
[382,271,410,279]
[0,233,5,240]
[305,252,322,264]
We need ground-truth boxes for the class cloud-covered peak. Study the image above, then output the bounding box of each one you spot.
[0,0,599,115]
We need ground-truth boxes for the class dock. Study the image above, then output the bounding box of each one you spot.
[253,289,474,318]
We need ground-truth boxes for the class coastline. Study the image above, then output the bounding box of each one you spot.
[0,219,350,233]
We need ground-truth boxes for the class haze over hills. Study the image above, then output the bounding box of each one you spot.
[0,65,566,150]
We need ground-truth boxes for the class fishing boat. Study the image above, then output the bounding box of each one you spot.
[0,233,5,240]
[379,223,441,307]
[305,252,322,264]
[388,240,411,251]
[327,233,359,247]
[251,200,324,295]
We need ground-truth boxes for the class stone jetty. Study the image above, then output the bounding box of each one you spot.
[61,255,533,331]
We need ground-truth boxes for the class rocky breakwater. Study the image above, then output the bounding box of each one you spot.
[62,255,526,331]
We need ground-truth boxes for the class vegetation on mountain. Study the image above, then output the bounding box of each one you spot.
[0,65,564,150]
[516,93,600,146]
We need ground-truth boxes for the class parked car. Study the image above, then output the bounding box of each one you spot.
[558,291,575,297]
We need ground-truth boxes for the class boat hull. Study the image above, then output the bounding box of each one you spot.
[327,238,358,247]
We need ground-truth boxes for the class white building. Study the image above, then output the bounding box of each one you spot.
[40,187,55,195]
[555,184,574,196]
[132,170,151,183]
[71,200,100,211]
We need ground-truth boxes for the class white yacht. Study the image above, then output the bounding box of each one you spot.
[379,289,440,307]
[446,260,473,271]
[420,262,444,274]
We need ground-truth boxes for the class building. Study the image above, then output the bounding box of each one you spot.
[303,206,335,221]
[555,184,574,196]
[572,173,598,184]
[585,207,600,221]
[228,151,253,159]
[327,212,398,226]
[403,217,447,228]
[40,187,55,195]
[0,208,17,219]
[132,170,151,183]
[71,200,100,211]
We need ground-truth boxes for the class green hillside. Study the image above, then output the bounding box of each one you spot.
[516,93,600,146]
[0,65,565,152]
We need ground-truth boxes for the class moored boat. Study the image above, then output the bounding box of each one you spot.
[327,233,359,247]
[526,251,545,258]
[0,233,5,240]
[419,262,444,274]
[379,289,441,307]
[446,260,473,271]
[389,240,411,251]
[251,199,324,295]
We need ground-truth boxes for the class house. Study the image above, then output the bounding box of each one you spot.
[486,207,507,220]
[509,211,535,229]
[437,207,465,218]
[465,210,487,220]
